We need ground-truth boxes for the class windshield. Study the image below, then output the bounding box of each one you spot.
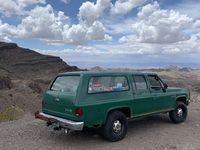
[50,76,80,94]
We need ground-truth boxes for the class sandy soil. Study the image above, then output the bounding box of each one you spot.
[0,103,200,150]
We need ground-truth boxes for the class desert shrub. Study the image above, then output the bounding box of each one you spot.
[0,76,12,89]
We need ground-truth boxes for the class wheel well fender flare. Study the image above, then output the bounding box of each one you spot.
[176,95,187,105]
[103,106,131,124]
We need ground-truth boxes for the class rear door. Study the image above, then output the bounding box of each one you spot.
[131,75,155,116]
[42,75,80,120]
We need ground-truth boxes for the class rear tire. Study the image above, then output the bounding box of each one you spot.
[169,101,188,123]
[102,111,128,142]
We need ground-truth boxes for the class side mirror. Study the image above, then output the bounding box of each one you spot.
[164,83,168,89]
[162,83,168,92]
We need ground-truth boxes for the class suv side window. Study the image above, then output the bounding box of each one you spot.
[132,75,148,90]
[148,75,162,89]
[88,76,129,93]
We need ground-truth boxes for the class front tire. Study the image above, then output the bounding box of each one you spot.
[102,111,128,142]
[169,101,188,123]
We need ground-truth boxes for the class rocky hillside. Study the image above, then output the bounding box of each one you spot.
[0,42,79,80]
[0,42,79,121]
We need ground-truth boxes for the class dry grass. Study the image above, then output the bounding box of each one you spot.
[0,105,24,122]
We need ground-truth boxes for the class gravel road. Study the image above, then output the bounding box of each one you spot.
[1,103,200,150]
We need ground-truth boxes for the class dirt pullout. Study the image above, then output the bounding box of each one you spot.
[0,102,200,150]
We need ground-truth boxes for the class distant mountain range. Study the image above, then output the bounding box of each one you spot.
[69,61,200,70]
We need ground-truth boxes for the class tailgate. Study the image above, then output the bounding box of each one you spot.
[42,75,80,121]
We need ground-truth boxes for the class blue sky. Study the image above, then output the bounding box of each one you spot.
[0,0,200,68]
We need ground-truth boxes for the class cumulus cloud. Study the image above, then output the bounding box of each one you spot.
[193,20,200,28]
[111,0,145,15]
[0,1,112,45]
[17,5,68,40]
[106,35,200,55]
[78,0,111,26]
[63,24,87,44]
[0,0,45,16]
[86,21,106,40]
[0,5,69,43]
[62,21,111,44]
[116,2,200,56]
[132,1,193,44]
[0,0,147,45]
[0,20,17,37]
[0,33,12,42]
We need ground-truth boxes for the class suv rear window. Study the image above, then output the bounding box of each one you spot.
[88,76,129,93]
[50,76,80,94]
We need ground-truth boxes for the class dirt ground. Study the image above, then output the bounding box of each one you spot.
[0,103,200,150]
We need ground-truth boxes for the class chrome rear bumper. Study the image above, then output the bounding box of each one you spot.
[35,111,84,131]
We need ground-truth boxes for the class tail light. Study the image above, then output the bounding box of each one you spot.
[74,107,83,117]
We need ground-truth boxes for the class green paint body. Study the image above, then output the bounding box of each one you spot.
[42,71,189,127]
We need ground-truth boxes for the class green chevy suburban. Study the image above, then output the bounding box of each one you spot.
[35,71,190,141]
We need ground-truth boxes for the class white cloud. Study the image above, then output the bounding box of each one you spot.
[35,33,200,68]
[63,24,87,45]
[78,0,111,26]
[76,0,112,43]
[115,2,200,56]
[34,45,102,58]
[132,1,193,44]
[111,0,145,15]
[119,35,136,43]
[18,0,45,6]
[86,21,106,40]
[62,21,112,44]
[0,33,12,42]
[0,2,112,45]
[16,5,68,40]
[60,0,70,5]
[0,20,18,36]
[118,2,200,45]
[102,35,200,55]
[104,34,112,41]
[194,20,200,28]
[0,5,67,43]
[0,0,45,16]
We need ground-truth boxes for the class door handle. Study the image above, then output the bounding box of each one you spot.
[55,98,60,101]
